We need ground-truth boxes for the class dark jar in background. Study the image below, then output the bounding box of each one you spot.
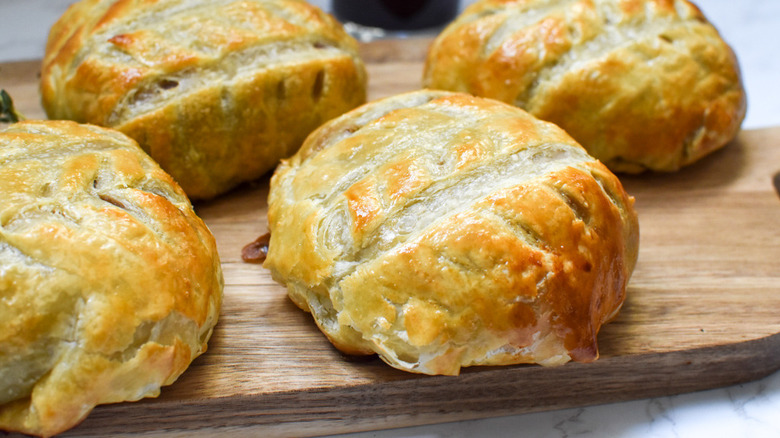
[333,0,459,31]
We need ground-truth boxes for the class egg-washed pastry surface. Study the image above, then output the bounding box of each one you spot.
[41,0,367,199]
[423,0,746,173]
[264,90,639,376]
[0,120,223,437]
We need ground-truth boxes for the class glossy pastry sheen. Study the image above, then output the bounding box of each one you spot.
[423,0,746,173]
[41,0,367,199]
[264,90,639,375]
[0,121,223,437]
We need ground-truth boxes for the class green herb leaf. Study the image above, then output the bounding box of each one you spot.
[0,89,25,123]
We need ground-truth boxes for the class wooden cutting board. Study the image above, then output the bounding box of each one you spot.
[1,38,779,437]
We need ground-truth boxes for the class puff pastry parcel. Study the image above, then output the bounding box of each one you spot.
[41,0,367,199]
[0,120,223,437]
[264,90,639,375]
[423,0,746,173]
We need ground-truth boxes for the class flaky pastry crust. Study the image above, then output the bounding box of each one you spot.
[41,0,367,199]
[0,120,223,437]
[264,90,639,375]
[423,0,746,173]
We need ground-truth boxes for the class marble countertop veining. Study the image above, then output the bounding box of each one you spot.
[333,371,780,438]
[1,1,778,438]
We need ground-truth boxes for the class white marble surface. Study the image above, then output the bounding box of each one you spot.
[330,370,780,438]
[0,1,778,438]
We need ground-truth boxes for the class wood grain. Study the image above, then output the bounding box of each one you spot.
[1,38,779,437]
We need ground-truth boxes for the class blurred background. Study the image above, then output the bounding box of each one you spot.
[0,0,777,129]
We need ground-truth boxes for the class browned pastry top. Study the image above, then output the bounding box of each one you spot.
[41,0,367,199]
[0,120,223,437]
[424,0,746,173]
[264,90,639,375]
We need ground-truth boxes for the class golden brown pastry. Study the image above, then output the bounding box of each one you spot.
[41,0,367,199]
[264,90,639,375]
[423,0,746,173]
[0,120,223,437]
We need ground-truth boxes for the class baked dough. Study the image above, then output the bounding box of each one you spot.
[423,0,746,173]
[264,90,639,375]
[0,120,223,437]
[41,0,367,199]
